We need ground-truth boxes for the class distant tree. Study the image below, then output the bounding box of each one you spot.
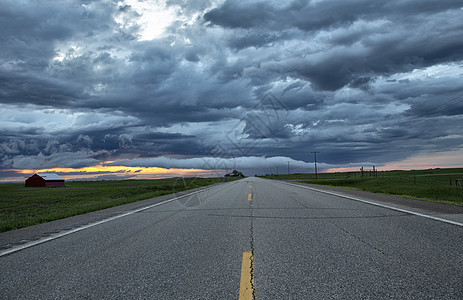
[225,170,245,177]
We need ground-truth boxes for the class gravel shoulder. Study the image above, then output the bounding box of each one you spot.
[286,180,463,225]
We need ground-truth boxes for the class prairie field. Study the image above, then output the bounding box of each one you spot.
[0,177,235,233]
[264,168,463,206]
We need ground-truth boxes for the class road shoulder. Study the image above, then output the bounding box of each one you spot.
[283,180,463,225]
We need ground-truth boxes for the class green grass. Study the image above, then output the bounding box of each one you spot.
[0,177,236,233]
[262,168,463,206]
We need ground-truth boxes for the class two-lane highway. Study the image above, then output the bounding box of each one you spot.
[1,177,462,299]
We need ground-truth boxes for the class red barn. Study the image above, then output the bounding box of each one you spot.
[25,173,65,187]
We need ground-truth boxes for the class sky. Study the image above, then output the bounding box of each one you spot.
[1,0,463,182]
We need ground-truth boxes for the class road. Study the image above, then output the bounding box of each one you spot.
[1,177,463,299]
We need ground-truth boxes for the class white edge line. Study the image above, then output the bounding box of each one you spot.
[282,181,463,227]
[0,187,214,257]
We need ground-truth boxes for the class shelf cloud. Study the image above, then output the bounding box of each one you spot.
[1,0,463,180]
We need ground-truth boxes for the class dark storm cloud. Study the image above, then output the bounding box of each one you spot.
[206,0,463,90]
[1,0,463,177]
[0,1,116,64]
[205,0,462,32]
[204,1,277,29]
[0,71,83,106]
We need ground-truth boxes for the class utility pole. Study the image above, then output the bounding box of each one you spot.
[311,152,320,179]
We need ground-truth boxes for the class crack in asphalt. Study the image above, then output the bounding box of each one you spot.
[330,222,389,257]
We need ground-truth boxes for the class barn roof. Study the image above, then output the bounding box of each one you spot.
[36,173,65,181]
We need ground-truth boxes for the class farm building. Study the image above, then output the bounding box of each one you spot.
[25,173,65,187]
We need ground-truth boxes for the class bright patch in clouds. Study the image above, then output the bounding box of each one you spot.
[117,0,178,40]
[0,105,139,135]
[392,63,463,81]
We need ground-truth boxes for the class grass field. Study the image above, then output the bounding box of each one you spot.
[263,168,463,206]
[0,177,235,233]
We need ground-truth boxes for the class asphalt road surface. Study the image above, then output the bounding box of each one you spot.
[1,177,463,299]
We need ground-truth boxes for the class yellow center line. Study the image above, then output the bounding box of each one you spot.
[248,193,252,201]
[239,251,255,300]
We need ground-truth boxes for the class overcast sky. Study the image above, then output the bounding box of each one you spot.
[1,0,463,181]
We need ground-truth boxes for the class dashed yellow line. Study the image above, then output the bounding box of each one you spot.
[239,251,255,300]
[248,183,253,201]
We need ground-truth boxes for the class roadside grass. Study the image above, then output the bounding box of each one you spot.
[263,168,463,206]
[0,177,236,233]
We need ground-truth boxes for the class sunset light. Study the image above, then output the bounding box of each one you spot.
[11,163,221,182]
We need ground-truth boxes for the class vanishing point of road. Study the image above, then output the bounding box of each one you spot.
[1,177,463,299]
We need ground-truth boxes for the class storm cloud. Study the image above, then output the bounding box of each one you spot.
[1,0,462,180]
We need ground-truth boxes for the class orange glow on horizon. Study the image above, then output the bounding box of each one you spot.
[14,162,223,181]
